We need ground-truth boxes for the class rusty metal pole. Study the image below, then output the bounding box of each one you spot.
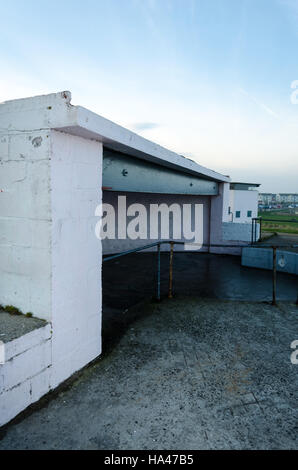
[168,242,174,299]
[272,246,277,306]
[156,243,161,301]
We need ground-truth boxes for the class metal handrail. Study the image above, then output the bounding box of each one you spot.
[103,241,164,262]
[103,241,298,262]
[103,240,298,305]
[259,218,298,223]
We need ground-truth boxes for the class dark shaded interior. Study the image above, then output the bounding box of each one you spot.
[102,252,298,354]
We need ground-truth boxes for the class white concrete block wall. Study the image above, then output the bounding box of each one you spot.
[0,99,102,425]
[0,131,103,425]
[0,324,52,427]
[0,130,52,321]
[222,221,259,242]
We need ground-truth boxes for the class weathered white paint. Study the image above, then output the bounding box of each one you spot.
[0,324,52,427]
[0,93,102,426]
[0,129,52,321]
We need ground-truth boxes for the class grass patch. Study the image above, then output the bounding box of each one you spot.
[259,210,298,235]
[0,305,35,318]
[3,305,23,316]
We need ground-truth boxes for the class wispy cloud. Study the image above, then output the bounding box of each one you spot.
[239,88,279,118]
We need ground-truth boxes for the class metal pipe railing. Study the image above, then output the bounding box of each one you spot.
[103,241,163,262]
[168,242,174,299]
[157,243,161,302]
[103,240,298,305]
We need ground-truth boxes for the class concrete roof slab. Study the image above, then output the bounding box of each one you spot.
[0,91,230,183]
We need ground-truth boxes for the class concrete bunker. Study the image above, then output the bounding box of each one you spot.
[0,91,253,426]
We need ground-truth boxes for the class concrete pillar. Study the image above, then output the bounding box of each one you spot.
[209,182,230,249]
[50,131,102,387]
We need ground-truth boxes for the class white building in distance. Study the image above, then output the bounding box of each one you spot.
[229,182,260,223]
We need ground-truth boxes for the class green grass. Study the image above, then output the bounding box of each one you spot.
[2,305,23,316]
[258,210,298,235]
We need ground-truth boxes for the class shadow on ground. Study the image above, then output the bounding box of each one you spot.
[0,297,297,449]
[102,252,298,355]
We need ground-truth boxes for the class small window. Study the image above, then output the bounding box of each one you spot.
[235,211,241,218]
[247,210,252,217]
[228,206,231,214]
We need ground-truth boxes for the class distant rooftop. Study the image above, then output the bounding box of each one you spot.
[230,182,261,190]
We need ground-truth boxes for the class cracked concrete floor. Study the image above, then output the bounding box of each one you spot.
[0,298,297,450]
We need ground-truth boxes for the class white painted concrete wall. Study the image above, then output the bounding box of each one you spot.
[222,221,259,242]
[0,324,52,427]
[229,189,258,223]
[0,130,52,321]
[0,93,103,426]
[50,131,102,388]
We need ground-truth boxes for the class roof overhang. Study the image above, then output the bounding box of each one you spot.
[230,182,260,190]
[0,91,230,183]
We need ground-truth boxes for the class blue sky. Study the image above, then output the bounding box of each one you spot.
[1,0,298,192]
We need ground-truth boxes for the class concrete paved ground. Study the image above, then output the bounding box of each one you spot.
[0,297,297,450]
[0,309,46,343]
[260,233,298,253]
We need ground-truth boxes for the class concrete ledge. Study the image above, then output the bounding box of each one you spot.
[4,323,51,362]
[242,247,298,275]
[0,310,48,344]
[0,323,52,427]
